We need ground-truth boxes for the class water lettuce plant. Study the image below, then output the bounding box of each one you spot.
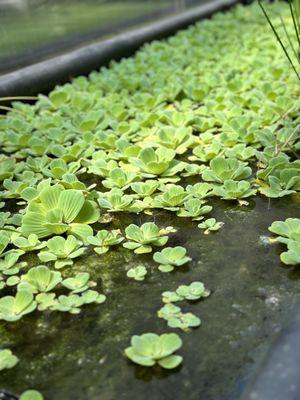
[130,147,185,178]
[213,180,256,201]
[12,234,45,253]
[258,161,300,198]
[97,189,136,213]
[0,232,10,256]
[268,218,300,244]
[0,349,19,371]
[123,222,169,254]
[177,198,212,220]
[185,183,214,199]
[153,185,188,210]
[21,186,99,241]
[87,229,124,254]
[154,126,195,154]
[280,241,300,265]
[153,247,191,272]
[130,180,160,198]
[198,218,224,234]
[158,303,201,330]
[20,390,44,400]
[162,282,209,303]
[0,252,27,276]
[0,291,37,321]
[202,157,252,183]
[102,168,139,190]
[61,272,91,293]
[268,218,300,266]
[125,333,182,369]
[62,290,105,312]
[38,235,86,268]
[0,0,298,390]
[18,265,62,293]
[127,266,147,281]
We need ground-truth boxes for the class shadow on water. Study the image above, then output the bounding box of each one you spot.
[0,195,299,400]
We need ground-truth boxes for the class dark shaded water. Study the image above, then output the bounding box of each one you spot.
[0,196,299,400]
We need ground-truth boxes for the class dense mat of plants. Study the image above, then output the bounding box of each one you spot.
[0,1,299,397]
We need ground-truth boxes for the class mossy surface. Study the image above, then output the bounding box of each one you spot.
[0,197,299,400]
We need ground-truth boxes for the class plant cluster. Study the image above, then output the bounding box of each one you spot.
[269,218,300,265]
[157,281,209,332]
[125,333,183,369]
[0,0,298,383]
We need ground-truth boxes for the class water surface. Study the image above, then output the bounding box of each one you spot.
[0,196,299,400]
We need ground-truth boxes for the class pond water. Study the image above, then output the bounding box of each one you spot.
[0,195,299,400]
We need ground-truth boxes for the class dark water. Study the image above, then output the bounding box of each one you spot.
[0,196,299,400]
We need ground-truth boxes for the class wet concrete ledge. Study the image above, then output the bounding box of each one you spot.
[240,304,300,400]
[0,0,238,97]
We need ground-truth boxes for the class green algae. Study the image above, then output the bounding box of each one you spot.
[0,197,299,400]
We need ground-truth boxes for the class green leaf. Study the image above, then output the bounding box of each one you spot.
[20,390,44,400]
[0,349,19,371]
[58,190,85,223]
[158,355,182,369]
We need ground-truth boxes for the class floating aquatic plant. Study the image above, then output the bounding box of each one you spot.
[21,186,100,241]
[0,251,27,278]
[268,218,300,244]
[177,198,212,220]
[125,333,182,369]
[123,222,169,254]
[97,188,136,213]
[268,218,300,266]
[61,272,92,293]
[12,233,46,253]
[20,390,44,400]
[174,282,210,301]
[87,229,124,254]
[130,180,160,198]
[153,246,191,272]
[0,291,37,321]
[153,184,188,210]
[198,218,224,234]
[158,303,201,331]
[126,266,147,281]
[18,265,62,293]
[102,168,140,190]
[258,160,300,198]
[202,157,252,183]
[54,291,106,314]
[280,241,300,265]
[130,147,185,178]
[38,235,86,268]
[0,0,298,388]
[0,349,19,371]
[213,180,257,201]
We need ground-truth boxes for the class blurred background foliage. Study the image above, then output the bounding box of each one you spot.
[0,0,211,73]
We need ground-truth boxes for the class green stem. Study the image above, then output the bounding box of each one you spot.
[259,1,300,81]
[0,96,38,102]
[288,0,300,52]
[279,15,299,63]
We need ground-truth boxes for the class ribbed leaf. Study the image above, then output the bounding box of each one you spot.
[74,200,99,224]
[21,212,50,238]
[58,190,85,223]
[39,186,62,210]
[13,291,35,314]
